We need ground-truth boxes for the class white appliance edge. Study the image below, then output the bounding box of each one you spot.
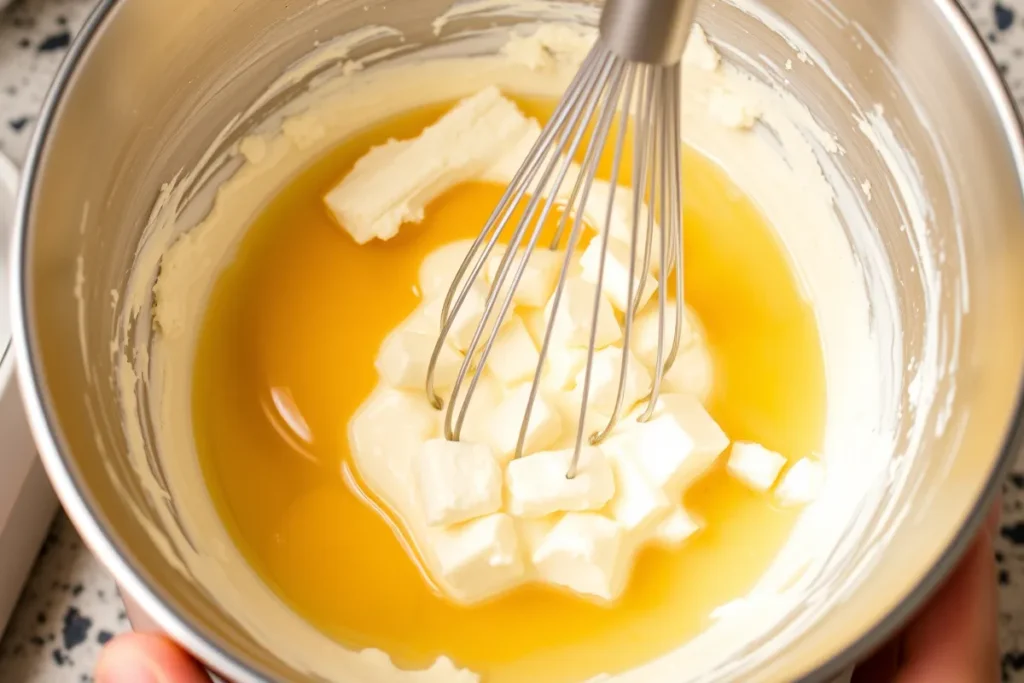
[0,151,58,635]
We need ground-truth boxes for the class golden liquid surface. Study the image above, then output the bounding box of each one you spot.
[192,98,827,682]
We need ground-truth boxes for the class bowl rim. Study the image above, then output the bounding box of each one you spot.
[10,1,1024,682]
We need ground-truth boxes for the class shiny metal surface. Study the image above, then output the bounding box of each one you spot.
[600,0,698,64]
[10,0,1024,681]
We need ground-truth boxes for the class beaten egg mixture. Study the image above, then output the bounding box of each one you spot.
[191,92,826,681]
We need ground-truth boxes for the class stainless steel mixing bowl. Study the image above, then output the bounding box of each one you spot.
[11,0,1024,680]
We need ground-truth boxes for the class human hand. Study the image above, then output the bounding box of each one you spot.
[96,504,1001,683]
[852,502,1001,683]
[96,632,210,683]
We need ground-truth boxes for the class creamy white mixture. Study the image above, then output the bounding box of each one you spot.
[113,8,891,682]
[335,83,826,608]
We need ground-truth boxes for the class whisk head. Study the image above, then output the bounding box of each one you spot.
[427,11,696,478]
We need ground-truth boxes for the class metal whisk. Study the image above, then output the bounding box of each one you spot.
[427,0,699,478]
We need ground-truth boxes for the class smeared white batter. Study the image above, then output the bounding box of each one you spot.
[113,8,894,682]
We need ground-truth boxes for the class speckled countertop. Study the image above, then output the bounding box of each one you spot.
[1,0,1024,680]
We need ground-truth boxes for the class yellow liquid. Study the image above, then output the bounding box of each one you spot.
[192,98,826,682]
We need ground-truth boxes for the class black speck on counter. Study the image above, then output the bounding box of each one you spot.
[1003,650,1024,681]
[996,2,1016,31]
[37,31,71,53]
[61,607,92,651]
[9,117,29,132]
[1001,522,1024,545]
[96,630,113,645]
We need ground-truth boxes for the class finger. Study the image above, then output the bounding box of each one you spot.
[96,633,212,683]
[896,518,1000,683]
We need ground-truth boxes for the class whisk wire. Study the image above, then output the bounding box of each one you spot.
[524,48,629,470]
[630,67,659,316]
[590,63,656,447]
[641,63,686,422]
[448,51,619,441]
[427,18,691,478]
[567,63,637,478]
[425,48,605,414]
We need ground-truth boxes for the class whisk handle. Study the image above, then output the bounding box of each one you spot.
[599,0,698,65]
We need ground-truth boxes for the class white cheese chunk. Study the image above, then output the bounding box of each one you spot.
[480,119,584,206]
[774,457,825,507]
[451,374,505,447]
[727,442,787,493]
[516,517,556,561]
[709,87,762,130]
[581,182,659,255]
[544,278,622,350]
[480,118,542,185]
[521,310,588,392]
[632,304,714,401]
[376,326,464,392]
[631,301,701,369]
[350,389,439,492]
[429,513,524,604]
[324,87,533,244]
[661,343,714,402]
[403,303,442,337]
[542,347,587,394]
[606,451,671,533]
[487,384,562,460]
[552,393,611,450]
[653,506,702,548]
[485,246,564,309]
[522,307,548,346]
[579,238,658,314]
[506,446,615,517]
[603,394,729,495]
[414,439,503,526]
[572,346,651,415]
[532,512,627,601]
[486,316,540,387]
[445,285,491,354]
[419,239,475,301]
[683,25,721,72]
[423,284,503,354]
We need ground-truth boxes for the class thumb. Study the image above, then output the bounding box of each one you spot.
[895,507,1000,683]
[96,633,212,683]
